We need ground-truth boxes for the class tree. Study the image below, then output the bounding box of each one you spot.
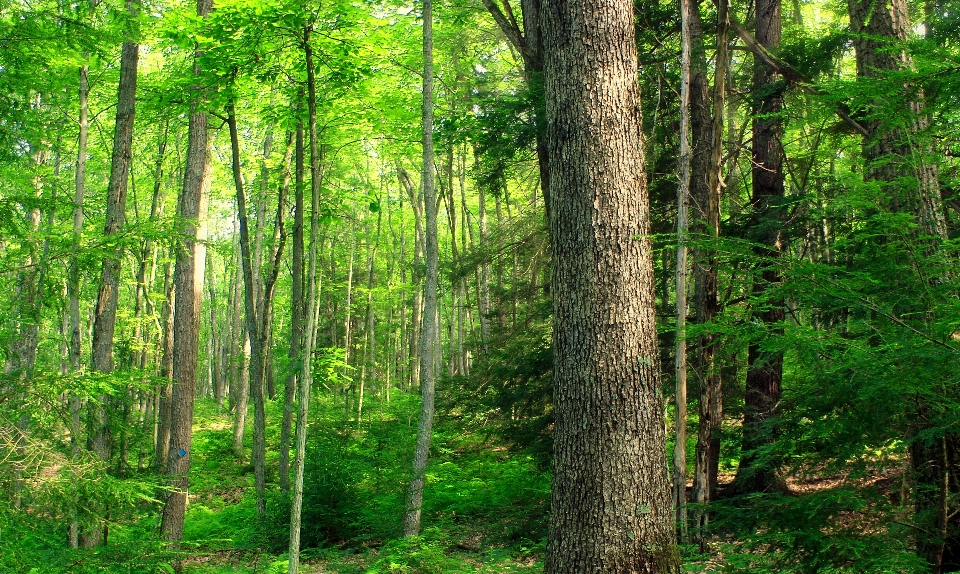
[160,0,214,543]
[289,23,324,572]
[541,0,676,569]
[849,0,955,568]
[85,0,140,545]
[402,0,439,537]
[673,0,695,540]
[732,0,788,495]
[691,0,726,539]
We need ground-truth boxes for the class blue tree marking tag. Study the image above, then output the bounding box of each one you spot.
[178,448,187,458]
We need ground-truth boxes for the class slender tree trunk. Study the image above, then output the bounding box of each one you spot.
[84,12,139,545]
[289,26,324,573]
[477,166,491,355]
[281,116,306,494]
[233,332,250,456]
[227,95,267,519]
[541,0,676,568]
[673,0,693,539]
[67,60,88,550]
[359,205,382,423]
[399,167,424,389]
[692,0,725,542]
[403,0,438,536]
[160,0,214,543]
[481,0,549,220]
[156,257,175,468]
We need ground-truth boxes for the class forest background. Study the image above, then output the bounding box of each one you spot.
[3,0,960,571]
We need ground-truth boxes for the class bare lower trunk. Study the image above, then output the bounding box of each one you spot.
[281,118,306,494]
[403,0,438,536]
[542,0,675,568]
[160,0,213,542]
[289,28,324,573]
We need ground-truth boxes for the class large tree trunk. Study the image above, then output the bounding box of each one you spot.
[732,0,789,496]
[402,0,438,537]
[541,0,675,569]
[849,0,954,569]
[160,0,214,543]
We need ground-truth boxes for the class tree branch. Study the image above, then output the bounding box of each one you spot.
[728,16,870,137]
[480,0,527,59]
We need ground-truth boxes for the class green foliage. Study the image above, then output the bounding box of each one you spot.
[367,528,459,574]
[701,488,928,573]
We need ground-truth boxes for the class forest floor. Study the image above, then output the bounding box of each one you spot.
[168,396,549,573]
[24,397,917,573]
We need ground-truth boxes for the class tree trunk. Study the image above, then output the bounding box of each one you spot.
[732,0,788,496]
[160,0,214,543]
[289,26,324,573]
[541,0,676,568]
[156,256,175,469]
[673,0,694,540]
[849,0,954,568]
[399,166,424,389]
[227,95,269,519]
[67,60,89,550]
[84,13,139,545]
[281,116,306,494]
[403,0,438,536]
[359,204,382,423]
[692,0,725,541]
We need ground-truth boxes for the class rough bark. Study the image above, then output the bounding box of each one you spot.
[732,0,788,496]
[541,0,676,569]
[692,0,725,541]
[160,0,214,543]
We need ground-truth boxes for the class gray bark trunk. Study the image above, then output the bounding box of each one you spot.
[403,0,438,536]
[541,0,676,568]
[289,28,324,573]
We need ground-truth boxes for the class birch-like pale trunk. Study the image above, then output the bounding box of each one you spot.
[673,0,693,542]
